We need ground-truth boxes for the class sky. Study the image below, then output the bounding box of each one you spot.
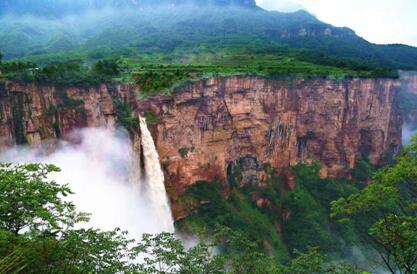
[256,0,417,47]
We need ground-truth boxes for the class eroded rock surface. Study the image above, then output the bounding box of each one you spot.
[0,77,403,217]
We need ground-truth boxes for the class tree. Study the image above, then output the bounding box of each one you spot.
[284,248,362,274]
[134,232,225,274]
[213,227,360,274]
[0,162,361,273]
[93,60,120,77]
[0,163,85,234]
[331,136,417,274]
[0,163,135,273]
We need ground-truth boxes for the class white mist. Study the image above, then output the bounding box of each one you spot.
[0,127,174,239]
[402,124,416,146]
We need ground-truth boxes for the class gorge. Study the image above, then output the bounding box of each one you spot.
[1,0,417,272]
[0,75,412,220]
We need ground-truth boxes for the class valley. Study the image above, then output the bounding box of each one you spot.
[0,0,416,273]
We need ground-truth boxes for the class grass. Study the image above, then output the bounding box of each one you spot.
[1,43,399,98]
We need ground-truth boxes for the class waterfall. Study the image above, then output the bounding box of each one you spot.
[139,116,175,233]
[0,127,174,238]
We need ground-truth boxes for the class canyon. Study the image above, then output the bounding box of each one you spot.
[0,76,406,217]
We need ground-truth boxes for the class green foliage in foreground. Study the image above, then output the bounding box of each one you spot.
[176,178,290,262]
[176,162,375,267]
[2,139,416,273]
[332,135,417,274]
[282,164,368,257]
[0,163,361,273]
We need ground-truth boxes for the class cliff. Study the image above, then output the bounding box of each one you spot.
[139,78,402,197]
[0,77,402,215]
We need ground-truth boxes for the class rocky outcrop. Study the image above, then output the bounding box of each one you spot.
[0,81,138,149]
[0,77,402,212]
[140,77,402,197]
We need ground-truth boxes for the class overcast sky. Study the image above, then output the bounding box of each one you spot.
[256,0,417,47]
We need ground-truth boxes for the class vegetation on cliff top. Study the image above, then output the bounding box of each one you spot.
[0,0,413,92]
[0,59,121,87]
[0,48,399,96]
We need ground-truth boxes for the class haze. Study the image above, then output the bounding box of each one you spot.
[256,0,417,47]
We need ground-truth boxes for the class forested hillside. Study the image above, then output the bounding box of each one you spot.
[1,0,417,73]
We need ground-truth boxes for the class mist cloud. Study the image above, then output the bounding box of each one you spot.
[0,128,172,239]
[402,124,416,146]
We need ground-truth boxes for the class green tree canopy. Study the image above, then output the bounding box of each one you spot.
[0,162,361,273]
[331,136,417,274]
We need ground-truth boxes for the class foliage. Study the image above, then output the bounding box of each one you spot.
[0,249,27,274]
[350,158,376,182]
[132,229,359,274]
[177,179,290,261]
[331,135,417,274]
[92,60,120,77]
[1,3,416,74]
[178,147,190,158]
[134,232,225,274]
[112,97,138,130]
[177,163,373,265]
[284,247,362,274]
[0,163,84,234]
[1,60,119,87]
[369,215,417,274]
[0,162,364,273]
[282,164,365,256]
[0,163,135,273]
[134,70,191,97]
[144,112,160,125]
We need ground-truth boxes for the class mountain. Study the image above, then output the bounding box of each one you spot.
[1,0,417,71]
[0,0,257,16]
[1,1,417,271]
[0,72,408,266]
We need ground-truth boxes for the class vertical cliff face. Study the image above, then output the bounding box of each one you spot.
[0,77,402,214]
[139,78,402,199]
[0,81,138,149]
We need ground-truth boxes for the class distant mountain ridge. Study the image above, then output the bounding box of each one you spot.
[0,0,257,16]
[1,0,417,71]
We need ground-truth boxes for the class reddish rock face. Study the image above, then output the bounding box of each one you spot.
[0,81,136,148]
[0,77,403,215]
[142,77,402,197]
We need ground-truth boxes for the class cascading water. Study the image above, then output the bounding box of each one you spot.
[0,126,174,238]
[139,116,175,232]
